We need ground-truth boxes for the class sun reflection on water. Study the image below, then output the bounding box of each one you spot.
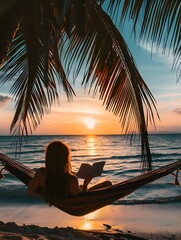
[80,210,99,230]
[86,135,97,156]
[81,220,92,230]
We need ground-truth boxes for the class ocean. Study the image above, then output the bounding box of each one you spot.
[0,134,181,207]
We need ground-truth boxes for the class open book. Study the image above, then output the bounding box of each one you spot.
[76,161,105,179]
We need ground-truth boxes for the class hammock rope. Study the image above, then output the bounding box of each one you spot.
[171,169,180,186]
[0,152,181,216]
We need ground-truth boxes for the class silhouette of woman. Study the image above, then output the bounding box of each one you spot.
[28,140,111,205]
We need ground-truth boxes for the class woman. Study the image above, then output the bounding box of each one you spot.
[28,140,111,205]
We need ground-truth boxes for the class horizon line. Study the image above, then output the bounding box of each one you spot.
[0,132,181,137]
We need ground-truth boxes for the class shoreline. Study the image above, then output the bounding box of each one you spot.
[0,221,145,240]
[0,220,180,240]
[0,203,180,239]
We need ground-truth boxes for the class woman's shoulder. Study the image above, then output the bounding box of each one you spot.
[67,174,81,195]
[35,167,46,177]
[37,167,46,172]
[28,168,46,193]
[67,174,78,183]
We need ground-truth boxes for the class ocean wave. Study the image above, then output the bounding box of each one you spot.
[91,154,141,162]
[14,150,44,155]
[4,150,181,163]
[166,147,181,150]
[4,150,44,158]
[94,153,181,162]
[71,148,78,152]
[114,169,139,175]
[152,152,181,158]
[0,187,180,206]
[114,195,181,205]
[0,187,43,204]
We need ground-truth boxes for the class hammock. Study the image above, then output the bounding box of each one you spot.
[0,152,180,216]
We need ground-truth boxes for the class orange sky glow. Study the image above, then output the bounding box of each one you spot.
[0,89,180,135]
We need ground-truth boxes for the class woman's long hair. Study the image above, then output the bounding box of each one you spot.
[45,140,72,205]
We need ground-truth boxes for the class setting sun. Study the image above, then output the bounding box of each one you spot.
[84,118,96,129]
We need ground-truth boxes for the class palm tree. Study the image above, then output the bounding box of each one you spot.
[0,1,180,170]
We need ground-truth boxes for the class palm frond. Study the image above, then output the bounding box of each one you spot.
[61,1,159,170]
[107,0,181,79]
[0,1,75,138]
[0,1,20,66]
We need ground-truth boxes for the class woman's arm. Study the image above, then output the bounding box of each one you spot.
[28,168,44,194]
[68,175,82,195]
[82,177,93,192]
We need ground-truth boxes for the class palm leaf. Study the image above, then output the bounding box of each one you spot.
[0,1,75,138]
[0,0,20,66]
[61,1,159,170]
[107,0,181,79]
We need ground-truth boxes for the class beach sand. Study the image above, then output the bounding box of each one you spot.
[0,203,181,239]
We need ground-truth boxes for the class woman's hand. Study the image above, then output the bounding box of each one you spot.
[82,177,93,192]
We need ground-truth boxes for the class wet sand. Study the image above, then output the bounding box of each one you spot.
[0,203,180,239]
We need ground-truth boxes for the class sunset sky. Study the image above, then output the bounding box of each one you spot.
[0,18,180,135]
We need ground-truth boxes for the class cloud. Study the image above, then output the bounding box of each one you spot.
[139,41,174,67]
[0,95,11,107]
[173,108,181,115]
[52,95,107,116]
